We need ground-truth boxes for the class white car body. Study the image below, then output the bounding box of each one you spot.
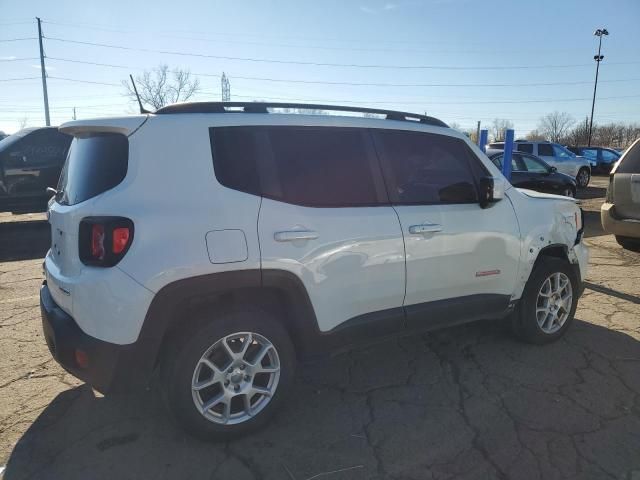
[44,111,588,346]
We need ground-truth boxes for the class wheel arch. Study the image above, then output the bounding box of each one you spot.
[130,269,321,387]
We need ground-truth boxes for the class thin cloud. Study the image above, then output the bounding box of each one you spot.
[29,64,56,71]
[0,56,17,60]
[360,2,399,13]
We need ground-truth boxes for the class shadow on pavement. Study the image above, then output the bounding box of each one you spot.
[583,209,605,238]
[576,184,607,201]
[5,319,640,480]
[0,221,50,262]
[584,282,640,305]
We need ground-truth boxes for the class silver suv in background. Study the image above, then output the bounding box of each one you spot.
[601,138,640,252]
[488,141,592,188]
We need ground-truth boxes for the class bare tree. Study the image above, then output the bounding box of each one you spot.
[18,117,28,130]
[525,129,546,141]
[123,64,200,110]
[491,118,514,142]
[563,117,590,146]
[538,111,574,143]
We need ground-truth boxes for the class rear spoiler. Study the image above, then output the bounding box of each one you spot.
[59,115,148,138]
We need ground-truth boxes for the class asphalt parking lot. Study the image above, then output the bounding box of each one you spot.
[1,176,639,480]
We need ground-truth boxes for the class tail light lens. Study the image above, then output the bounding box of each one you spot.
[79,217,134,267]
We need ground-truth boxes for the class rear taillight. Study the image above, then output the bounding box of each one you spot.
[79,217,134,267]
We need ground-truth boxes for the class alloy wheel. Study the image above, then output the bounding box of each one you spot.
[535,272,573,334]
[191,332,280,425]
[577,169,590,188]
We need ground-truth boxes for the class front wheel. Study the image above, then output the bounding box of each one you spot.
[576,168,591,189]
[512,257,579,344]
[162,308,296,440]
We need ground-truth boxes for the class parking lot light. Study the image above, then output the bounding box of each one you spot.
[588,28,609,147]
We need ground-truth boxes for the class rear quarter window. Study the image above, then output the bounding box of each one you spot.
[617,141,640,174]
[57,133,128,206]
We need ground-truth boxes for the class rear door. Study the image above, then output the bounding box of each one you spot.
[613,140,640,220]
[250,125,406,333]
[372,129,521,330]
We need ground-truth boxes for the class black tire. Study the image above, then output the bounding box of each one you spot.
[576,168,590,189]
[511,257,579,344]
[161,307,296,441]
[615,235,640,253]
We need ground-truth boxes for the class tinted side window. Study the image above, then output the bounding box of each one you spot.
[601,149,619,162]
[57,133,128,206]
[537,144,554,156]
[618,141,640,174]
[209,128,261,196]
[516,143,533,154]
[580,148,598,160]
[210,126,381,207]
[521,155,548,173]
[266,127,379,207]
[374,130,478,204]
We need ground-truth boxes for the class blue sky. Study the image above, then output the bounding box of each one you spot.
[1,0,639,135]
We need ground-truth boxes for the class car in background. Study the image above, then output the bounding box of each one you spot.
[0,127,71,213]
[601,138,640,252]
[489,151,576,197]
[566,146,620,173]
[488,141,592,188]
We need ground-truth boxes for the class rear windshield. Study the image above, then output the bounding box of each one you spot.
[56,133,128,205]
[618,141,640,174]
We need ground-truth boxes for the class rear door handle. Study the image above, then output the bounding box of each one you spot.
[274,230,319,242]
[408,224,443,235]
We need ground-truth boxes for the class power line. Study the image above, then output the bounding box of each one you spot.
[228,93,640,105]
[0,57,39,62]
[43,57,640,89]
[48,76,121,86]
[0,77,41,82]
[44,36,640,71]
[0,37,37,42]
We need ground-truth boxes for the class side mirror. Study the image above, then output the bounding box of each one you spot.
[479,176,505,209]
[549,166,557,174]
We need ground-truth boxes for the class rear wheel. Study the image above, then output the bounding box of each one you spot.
[512,257,579,344]
[576,168,590,189]
[615,235,640,253]
[162,308,295,440]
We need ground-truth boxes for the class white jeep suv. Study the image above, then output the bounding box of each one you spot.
[41,103,588,440]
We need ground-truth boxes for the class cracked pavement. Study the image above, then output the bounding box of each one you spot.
[1,177,639,479]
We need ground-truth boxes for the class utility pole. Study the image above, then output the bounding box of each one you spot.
[73,107,76,120]
[476,121,481,145]
[221,72,230,102]
[588,28,609,147]
[36,17,50,126]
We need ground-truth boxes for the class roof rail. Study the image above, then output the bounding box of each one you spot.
[154,102,448,128]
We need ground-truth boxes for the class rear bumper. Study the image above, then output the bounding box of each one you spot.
[601,203,640,239]
[40,281,150,394]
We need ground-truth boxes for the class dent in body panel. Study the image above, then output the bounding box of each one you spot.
[508,189,582,299]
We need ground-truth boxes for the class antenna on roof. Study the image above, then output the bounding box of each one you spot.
[129,74,150,114]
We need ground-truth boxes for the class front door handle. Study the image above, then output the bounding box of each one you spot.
[408,224,443,235]
[274,230,319,242]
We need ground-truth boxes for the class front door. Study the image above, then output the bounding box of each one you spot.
[255,126,406,333]
[372,128,521,330]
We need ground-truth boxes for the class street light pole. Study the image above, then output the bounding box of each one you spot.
[588,28,608,147]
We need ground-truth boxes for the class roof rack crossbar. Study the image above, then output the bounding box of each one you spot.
[154,102,448,128]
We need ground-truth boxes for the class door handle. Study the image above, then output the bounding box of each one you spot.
[274,230,319,242]
[408,224,443,235]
